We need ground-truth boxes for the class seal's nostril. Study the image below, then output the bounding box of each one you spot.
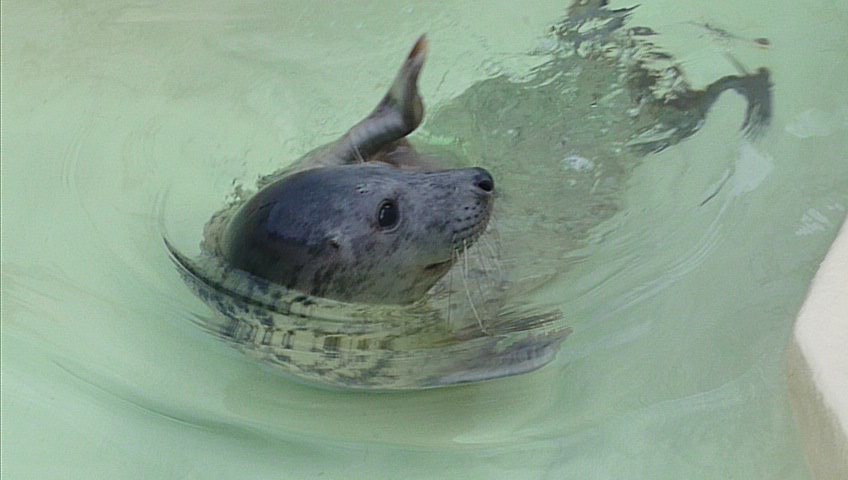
[476,177,494,192]
[472,168,494,193]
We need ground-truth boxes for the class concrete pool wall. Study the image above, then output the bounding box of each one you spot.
[789,214,848,480]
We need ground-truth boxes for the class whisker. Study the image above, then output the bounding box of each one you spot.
[461,239,488,335]
[484,211,503,257]
[445,235,457,328]
[352,142,366,164]
[478,231,503,280]
[467,242,490,304]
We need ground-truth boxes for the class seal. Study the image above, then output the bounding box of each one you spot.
[166,36,567,390]
[214,36,495,305]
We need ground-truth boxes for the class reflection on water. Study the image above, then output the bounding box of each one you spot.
[3,0,847,478]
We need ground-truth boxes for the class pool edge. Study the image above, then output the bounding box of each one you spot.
[787,213,848,480]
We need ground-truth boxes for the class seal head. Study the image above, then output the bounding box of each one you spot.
[222,163,494,304]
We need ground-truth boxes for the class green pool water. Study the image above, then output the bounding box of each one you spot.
[2,0,847,478]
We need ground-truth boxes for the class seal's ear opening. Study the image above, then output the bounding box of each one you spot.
[327,237,341,250]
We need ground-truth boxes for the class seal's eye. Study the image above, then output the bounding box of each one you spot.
[377,200,399,229]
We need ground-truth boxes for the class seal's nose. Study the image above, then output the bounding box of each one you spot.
[471,167,494,194]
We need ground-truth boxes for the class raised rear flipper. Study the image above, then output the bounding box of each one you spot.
[295,35,429,170]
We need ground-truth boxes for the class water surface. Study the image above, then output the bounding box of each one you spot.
[3,0,847,478]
